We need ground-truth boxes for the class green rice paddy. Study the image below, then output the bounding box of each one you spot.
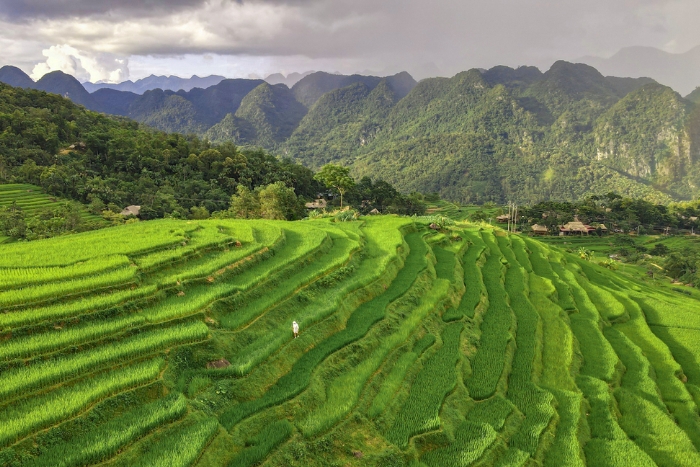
[1,212,700,466]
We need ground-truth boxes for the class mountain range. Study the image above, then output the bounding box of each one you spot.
[2,61,700,204]
[81,71,314,94]
[82,74,227,94]
[578,45,700,96]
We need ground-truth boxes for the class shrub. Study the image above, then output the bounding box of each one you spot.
[334,209,359,222]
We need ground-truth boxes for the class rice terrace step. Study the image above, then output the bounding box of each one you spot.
[1,216,700,467]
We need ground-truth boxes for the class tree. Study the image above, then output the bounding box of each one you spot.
[0,202,27,239]
[314,164,355,208]
[650,243,670,256]
[228,185,260,219]
[257,182,304,220]
[189,205,210,220]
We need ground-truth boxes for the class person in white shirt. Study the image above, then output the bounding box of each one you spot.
[292,321,300,338]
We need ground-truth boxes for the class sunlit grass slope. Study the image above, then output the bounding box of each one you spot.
[1,217,700,467]
[0,183,103,223]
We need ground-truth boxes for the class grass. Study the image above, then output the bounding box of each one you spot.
[385,322,462,448]
[0,314,144,361]
[220,229,356,330]
[223,221,408,376]
[0,184,103,222]
[457,230,487,319]
[0,266,137,308]
[219,230,427,429]
[368,334,436,418]
[0,219,195,267]
[226,420,293,467]
[142,225,322,323]
[133,222,246,271]
[0,358,163,448]
[497,235,555,457]
[125,417,219,467]
[432,246,456,281]
[465,231,515,400]
[300,277,450,437]
[420,396,514,466]
[24,393,187,467]
[0,255,130,291]
[0,285,157,330]
[0,321,207,400]
[544,390,585,467]
[2,217,700,466]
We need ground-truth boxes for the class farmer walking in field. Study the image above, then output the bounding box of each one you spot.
[292,320,300,338]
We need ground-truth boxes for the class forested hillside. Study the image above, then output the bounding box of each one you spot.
[0,82,321,220]
[205,83,308,147]
[290,61,700,204]
[4,62,700,204]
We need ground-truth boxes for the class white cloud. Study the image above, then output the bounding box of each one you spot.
[30,44,129,83]
[2,0,700,83]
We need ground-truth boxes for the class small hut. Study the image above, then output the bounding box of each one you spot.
[369,208,380,215]
[496,214,510,223]
[305,198,327,210]
[120,205,141,217]
[560,221,595,236]
[530,224,549,236]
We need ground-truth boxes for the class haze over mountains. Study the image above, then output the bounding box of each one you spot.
[579,46,700,96]
[82,75,227,94]
[81,72,314,95]
[3,59,700,205]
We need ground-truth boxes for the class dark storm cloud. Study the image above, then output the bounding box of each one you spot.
[0,0,322,20]
[0,0,209,20]
[2,0,699,83]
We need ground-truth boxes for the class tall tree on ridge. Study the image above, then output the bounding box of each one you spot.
[314,164,355,208]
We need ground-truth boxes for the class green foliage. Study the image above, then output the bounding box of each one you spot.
[219,231,426,428]
[420,396,514,467]
[333,209,359,222]
[24,394,187,467]
[3,214,700,467]
[0,83,318,220]
[227,185,260,219]
[0,184,105,240]
[0,321,207,400]
[280,63,700,204]
[649,243,670,256]
[386,323,462,448]
[411,214,455,228]
[126,417,219,467]
[227,420,293,467]
[432,246,455,281]
[465,232,514,399]
[258,181,306,220]
[206,82,307,147]
[0,358,163,448]
[314,164,356,208]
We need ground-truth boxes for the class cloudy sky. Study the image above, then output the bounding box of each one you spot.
[0,0,699,83]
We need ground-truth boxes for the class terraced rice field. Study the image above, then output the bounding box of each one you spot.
[2,216,700,466]
[0,183,104,223]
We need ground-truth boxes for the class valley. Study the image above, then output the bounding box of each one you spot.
[4,62,700,204]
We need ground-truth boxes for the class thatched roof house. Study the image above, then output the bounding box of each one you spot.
[560,221,595,235]
[496,214,510,223]
[305,198,327,210]
[120,205,141,217]
[530,224,549,236]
